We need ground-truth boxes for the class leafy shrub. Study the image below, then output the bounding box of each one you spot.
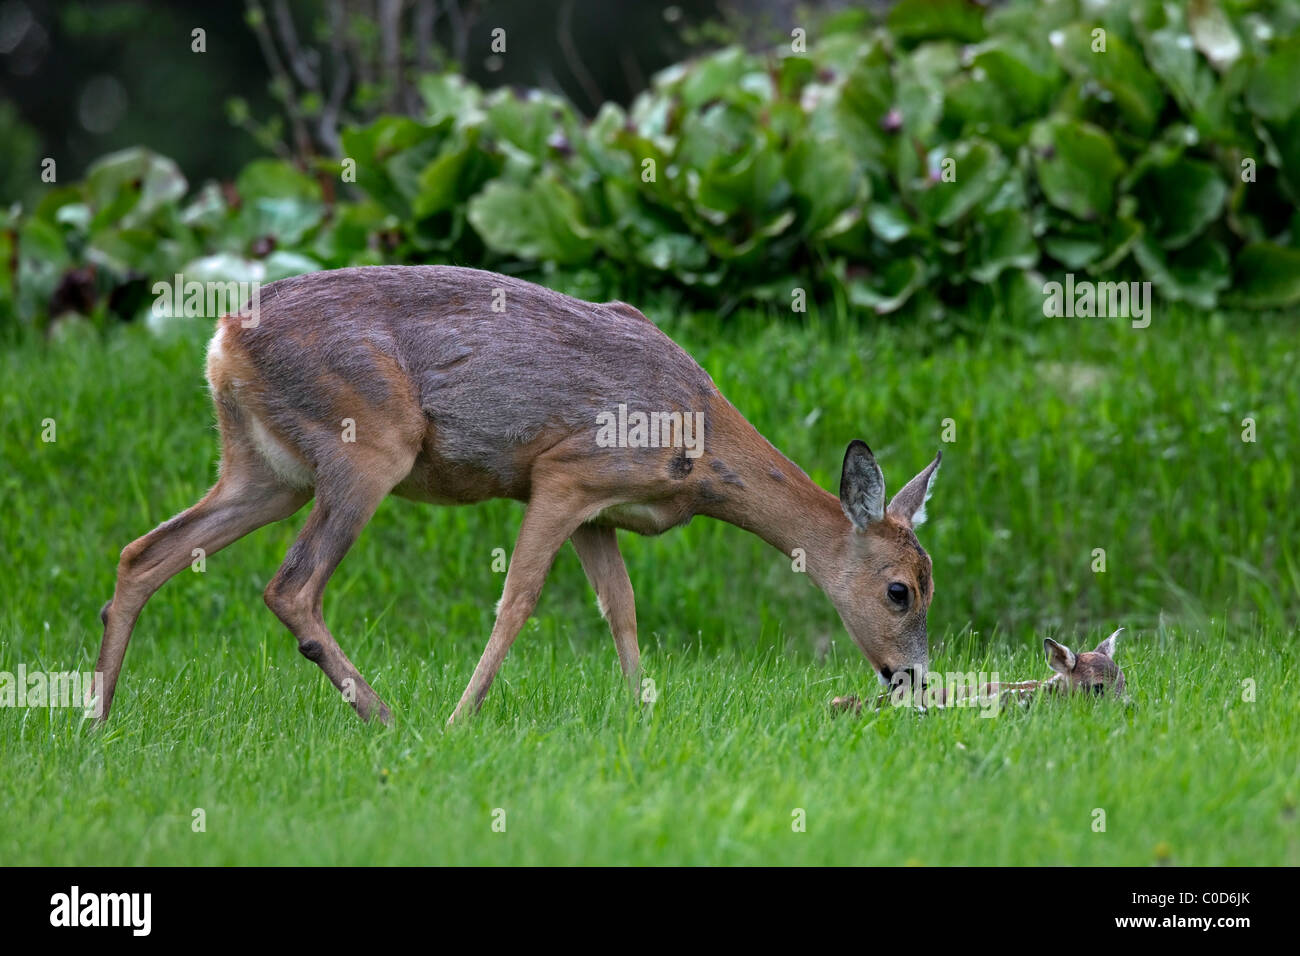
[5,0,1300,334]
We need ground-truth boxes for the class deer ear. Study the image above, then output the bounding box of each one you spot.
[1044,638,1077,675]
[1094,628,1122,659]
[887,450,941,528]
[839,440,886,530]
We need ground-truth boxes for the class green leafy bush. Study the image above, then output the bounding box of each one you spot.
[5,0,1300,333]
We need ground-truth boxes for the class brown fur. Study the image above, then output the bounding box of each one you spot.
[90,266,942,724]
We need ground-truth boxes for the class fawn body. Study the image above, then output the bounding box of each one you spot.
[94,265,941,724]
[831,629,1127,713]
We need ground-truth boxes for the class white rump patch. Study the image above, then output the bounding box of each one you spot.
[204,324,227,389]
[248,412,314,488]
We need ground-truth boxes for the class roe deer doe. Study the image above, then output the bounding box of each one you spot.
[92,265,941,725]
[831,628,1127,714]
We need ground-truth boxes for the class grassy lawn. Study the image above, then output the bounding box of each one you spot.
[1,304,1296,865]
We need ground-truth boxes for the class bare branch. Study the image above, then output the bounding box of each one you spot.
[272,0,320,89]
[245,0,313,159]
[379,0,404,112]
[446,0,479,68]
[414,0,437,72]
[557,0,603,115]
[620,47,644,97]
[319,0,352,155]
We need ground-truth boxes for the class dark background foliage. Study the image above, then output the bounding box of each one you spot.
[3,0,1299,336]
[0,0,735,192]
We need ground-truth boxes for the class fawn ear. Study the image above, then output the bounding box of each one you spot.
[840,440,886,530]
[1044,638,1077,675]
[1093,628,1122,659]
[888,450,942,528]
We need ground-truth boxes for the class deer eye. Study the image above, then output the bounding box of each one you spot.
[887,582,909,606]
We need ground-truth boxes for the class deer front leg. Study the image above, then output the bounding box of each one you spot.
[570,523,640,693]
[447,492,588,725]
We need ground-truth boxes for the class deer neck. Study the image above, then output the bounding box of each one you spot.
[694,400,847,592]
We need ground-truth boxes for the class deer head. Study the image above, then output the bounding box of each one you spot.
[1043,629,1127,697]
[830,441,942,691]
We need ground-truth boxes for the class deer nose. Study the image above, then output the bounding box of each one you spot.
[889,666,926,692]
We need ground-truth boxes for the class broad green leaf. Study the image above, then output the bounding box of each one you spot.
[831,40,894,175]
[1245,36,1300,122]
[341,117,446,217]
[467,177,595,264]
[86,227,179,277]
[486,88,576,160]
[964,40,1060,123]
[179,251,320,287]
[1092,208,1144,273]
[418,73,484,127]
[915,139,1008,227]
[1044,197,1142,272]
[786,136,865,235]
[234,159,325,246]
[238,197,325,246]
[1142,26,1217,116]
[85,148,187,230]
[1043,222,1105,269]
[414,128,483,218]
[1119,123,1196,191]
[236,159,321,201]
[969,207,1038,282]
[1131,157,1227,249]
[637,233,710,272]
[263,250,323,281]
[675,47,757,110]
[1031,118,1123,220]
[887,0,986,44]
[310,199,391,267]
[18,215,68,265]
[691,137,789,219]
[180,182,228,229]
[1132,234,1229,308]
[1267,109,1300,201]
[178,252,266,286]
[865,202,915,243]
[1052,24,1164,134]
[844,257,927,313]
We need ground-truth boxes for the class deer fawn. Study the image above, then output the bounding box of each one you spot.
[92,265,941,725]
[831,628,1126,713]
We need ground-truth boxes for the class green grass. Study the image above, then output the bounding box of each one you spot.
[1,305,1297,865]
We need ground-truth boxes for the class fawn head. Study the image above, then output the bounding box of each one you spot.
[832,441,942,691]
[1044,629,1126,697]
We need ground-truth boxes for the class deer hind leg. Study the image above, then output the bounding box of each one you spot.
[94,451,309,720]
[447,485,592,725]
[570,523,640,693]
[95,483,306,719]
